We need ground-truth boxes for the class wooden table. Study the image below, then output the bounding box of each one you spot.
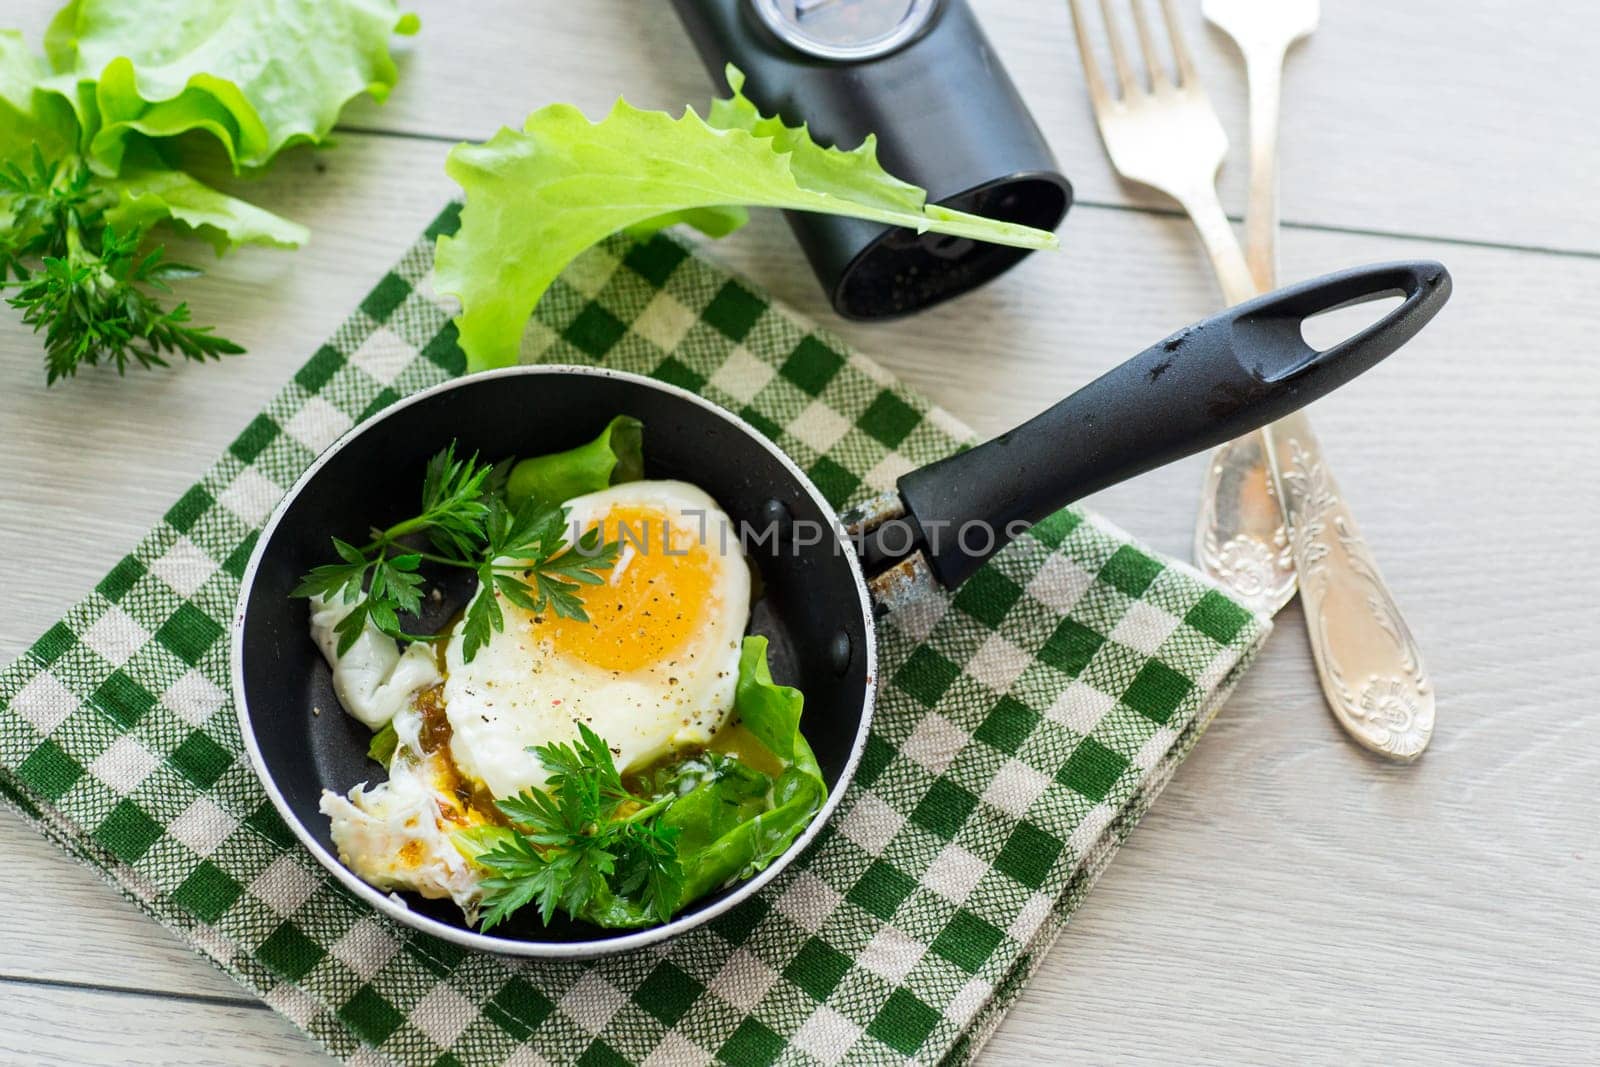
[3,2,1597,1062]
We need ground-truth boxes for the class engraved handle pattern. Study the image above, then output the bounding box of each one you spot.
[1264,412,1435,760]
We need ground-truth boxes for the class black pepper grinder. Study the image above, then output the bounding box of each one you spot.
[670,0,1072,320]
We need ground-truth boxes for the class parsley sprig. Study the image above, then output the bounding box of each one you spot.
[1,148,242,384]
[291,441,621,660]
[470,724,684,930]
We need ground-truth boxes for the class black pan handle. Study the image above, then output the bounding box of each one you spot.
[883,259,1452,589]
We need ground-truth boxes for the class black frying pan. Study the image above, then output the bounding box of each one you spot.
[232,260,1450,957]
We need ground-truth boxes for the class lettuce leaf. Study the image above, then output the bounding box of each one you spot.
[733,634,805,763]
[103,142,308,251]
[664,636,826,904]
[434,65,1060,373]
[41,0,419,172]
[0,30,76,166]
[505,414,644,508]
[367,721,399,766]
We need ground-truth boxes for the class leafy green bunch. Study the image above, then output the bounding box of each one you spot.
[1,148,242,382]
[292,441,622,664]
[0,1,418,383]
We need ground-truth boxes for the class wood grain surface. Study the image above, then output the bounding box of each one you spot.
[2,1,1597,1064]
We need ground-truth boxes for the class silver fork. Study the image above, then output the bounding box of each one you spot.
[1069,0,1291,617]
[1069,0,1259,306]
[1069,0,1435,761]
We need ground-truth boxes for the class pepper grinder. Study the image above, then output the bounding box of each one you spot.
[670,0,1072,319]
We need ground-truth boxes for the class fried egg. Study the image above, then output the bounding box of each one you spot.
[442,480,751,798]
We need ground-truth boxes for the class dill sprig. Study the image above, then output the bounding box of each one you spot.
[0,147,242,385]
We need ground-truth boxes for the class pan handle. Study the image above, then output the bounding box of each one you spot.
[886,260,1452,590]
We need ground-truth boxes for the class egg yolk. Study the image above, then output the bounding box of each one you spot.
[537,503,717,673]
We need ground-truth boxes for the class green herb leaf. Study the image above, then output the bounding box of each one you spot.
[615,819,683,924]
[1,142,247,382]
[292,434,626,669]
[417,441,495,560]
[434,65,1058,372]
[459,573,504,664]
[456,652,825,931]
[474,497,622,637]
[461,724,687,930]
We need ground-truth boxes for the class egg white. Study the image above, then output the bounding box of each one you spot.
[319,703,485,919]
[442,480,751,799]
[309,593,441,729]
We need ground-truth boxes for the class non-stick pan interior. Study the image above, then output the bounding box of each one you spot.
[237,369,875,946]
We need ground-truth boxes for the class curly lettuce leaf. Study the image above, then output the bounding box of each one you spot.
[0,30,77,166]
[506,415,644,508]
[623,205,749,241]
[103,143,308,250]
[434,65,1059,373]
[42,0,419,172]
[733,634,804,762]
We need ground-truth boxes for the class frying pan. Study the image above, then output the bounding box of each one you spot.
[233,260,1451,957]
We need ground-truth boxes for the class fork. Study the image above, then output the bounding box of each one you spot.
[1069,0,1292,618]
[1068,0,1436,760]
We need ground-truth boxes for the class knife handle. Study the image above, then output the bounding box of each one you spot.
[1262,411,1436,760]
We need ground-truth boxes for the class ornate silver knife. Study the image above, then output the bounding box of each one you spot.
[1260,413,1435,759]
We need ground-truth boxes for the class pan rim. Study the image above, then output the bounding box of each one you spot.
[230,363,879,959]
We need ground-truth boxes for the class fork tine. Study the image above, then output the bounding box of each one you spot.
[1159,0,1199,85]
[1067,0,1114,110]
[1096,0,1139,97]
[1128,0,1169,86]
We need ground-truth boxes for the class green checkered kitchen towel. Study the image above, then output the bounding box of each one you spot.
[0,204,1269,1066]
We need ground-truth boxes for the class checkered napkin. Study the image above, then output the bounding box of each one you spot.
[0,205,1269,1066]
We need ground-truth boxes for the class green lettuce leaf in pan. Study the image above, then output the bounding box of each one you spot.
[434,65,1061,374]
[668,636,827,906]
[41,0,419,173]
[506,414,645,509]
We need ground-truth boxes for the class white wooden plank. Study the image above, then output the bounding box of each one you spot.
[0,813,252,1001]
[8,0,1593,252]
[0,982,334,1067]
